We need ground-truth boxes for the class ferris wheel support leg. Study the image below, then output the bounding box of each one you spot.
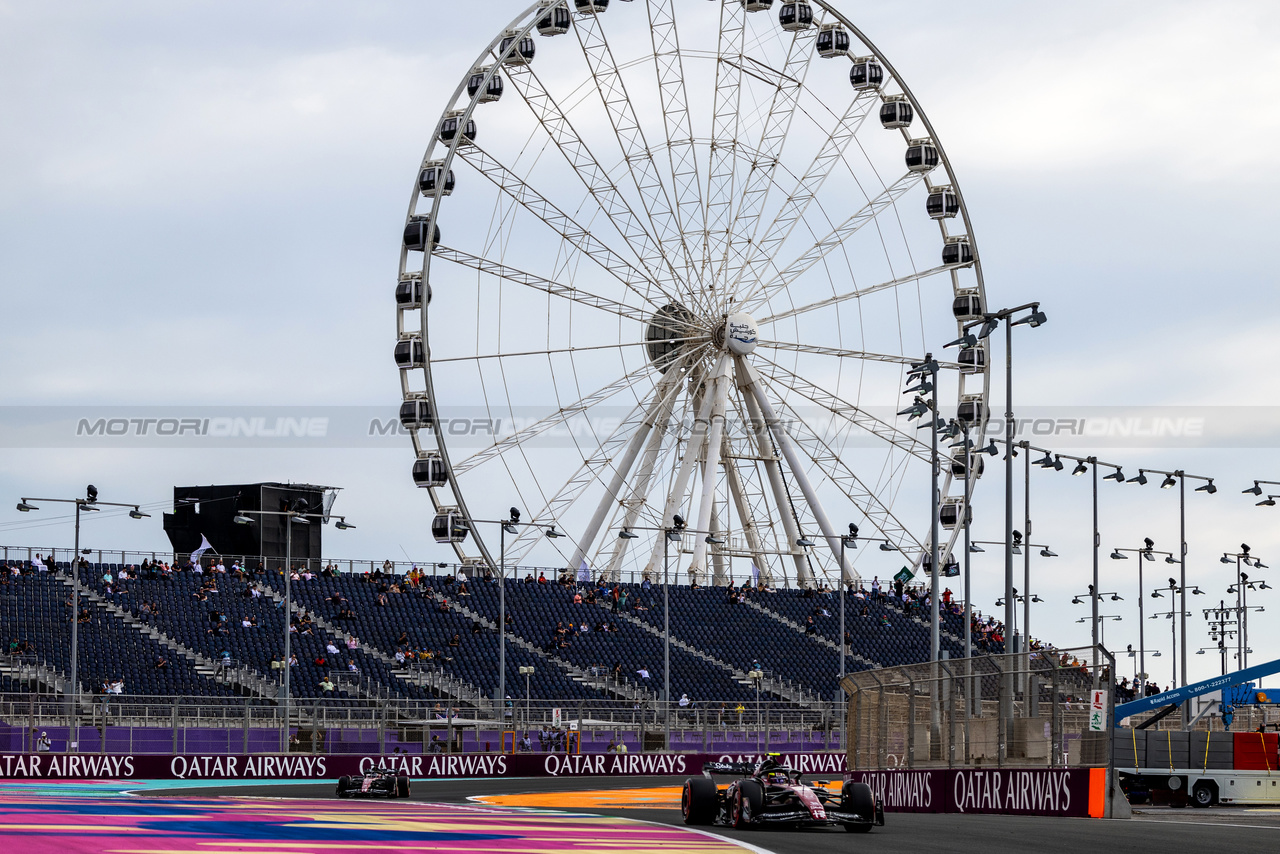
[709,498,728,588]
[735,360,810,588]
[688,358,731,583]
[565,370,682,578]
[722,437,770,587]
[604,390,678,583]
[643,354,728,578]
[737,357,855,587]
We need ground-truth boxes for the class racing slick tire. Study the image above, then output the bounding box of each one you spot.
[682,777,719,826]
[336,775,352,798]
[732,780,764,828]
[397,776,411,798]
[841,781,876,833]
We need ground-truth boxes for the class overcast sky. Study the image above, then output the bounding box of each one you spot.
[2,0,1278,686]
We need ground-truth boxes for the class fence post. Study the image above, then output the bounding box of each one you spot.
[1050,662,1062,766]
[906,677,916,769]
[171,698,179,754]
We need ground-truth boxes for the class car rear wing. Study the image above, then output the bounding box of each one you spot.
[702,761,756,776]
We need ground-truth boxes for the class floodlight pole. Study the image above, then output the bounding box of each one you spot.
[235,507,351,748]
[1134,467,1214,724]
[956,302,1043,723]
[17,492,146,732]
[664,529,672,749]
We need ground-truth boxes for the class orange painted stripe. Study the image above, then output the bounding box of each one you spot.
[1087,768,1106,818]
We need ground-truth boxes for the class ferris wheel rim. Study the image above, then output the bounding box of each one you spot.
[399,0,991,584]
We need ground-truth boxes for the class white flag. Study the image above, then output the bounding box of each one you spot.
[577,560,590,583]
[190,534,214,565]
[750,563,760,586]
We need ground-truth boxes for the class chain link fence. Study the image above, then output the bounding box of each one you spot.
[843,646,1115,769]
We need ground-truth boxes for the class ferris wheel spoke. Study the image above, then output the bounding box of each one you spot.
[499,63,686,305]
[738,171,923,313]
[756,262,960,325]
[450,359,660,477]
[430,338,705,366]
[560,369,685,576]
[573,9,701,306]
[719,431,772,586]
[434,246,653,324]
[647,0,705,287]
[700,0,746,294]
[641,352,729,578]
[711,20,819,302]
[686,356,732,583]
[732,367,812,586]
[750,351,928,463]
[452,144,670,312]
[755,340,962,370]
[503,376,673,567]
[601,375,686,580]
[751,360,923,559]
[728,89,879,300]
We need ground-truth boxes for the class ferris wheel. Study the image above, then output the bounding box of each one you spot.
[395,0,990,588]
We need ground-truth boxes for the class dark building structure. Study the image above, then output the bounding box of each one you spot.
[162,483,339,565]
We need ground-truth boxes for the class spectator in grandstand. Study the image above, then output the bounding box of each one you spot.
[471,621,483,636]
[804,616,816,635]
[572,590,583,604]
[537,572,548,585]
[107,677,124,695]
[394,649,406,665]
[313,655,327,667]
[346,636,359,651]
[871,576,881,598]
[376,592,388,607]
[429,735,445,754]
[288,653,298,667]
[606,739,618,753]
[154,655,168,670]
[448,633,461,648]
[36,731,51,753]
[320,676,335,693]
[637,667,651,680]
[518,733,532,752]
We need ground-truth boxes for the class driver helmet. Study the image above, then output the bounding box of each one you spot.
[768,770,790,784]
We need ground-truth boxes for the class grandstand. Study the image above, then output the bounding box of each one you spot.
[0,548,1013,752]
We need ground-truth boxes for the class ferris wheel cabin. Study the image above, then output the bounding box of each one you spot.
[849,57,884,91]
[467,67,504,103]
[438,111,477,145]
[394,337,426,370]
[536,2,572,36]
[403,216,441,252]
[396,276,430,308]
[432,509,469,544]
[943,236,974,266]
[399,397,433,430]
[418,162,455,197]
[412,454,448,489]
[778,3,813,31]
[927,186,960,219]
[879,94,913,129]
[816,23,850,58]
[499,30,536,64]
[905,139,940,173]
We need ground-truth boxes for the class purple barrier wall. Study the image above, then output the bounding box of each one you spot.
[0,751,848,781]
[846,768,1095,818]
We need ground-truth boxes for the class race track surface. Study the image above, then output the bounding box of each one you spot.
[167,777,1280,854]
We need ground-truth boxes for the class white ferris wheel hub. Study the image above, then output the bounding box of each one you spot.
[723,312,759,356]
